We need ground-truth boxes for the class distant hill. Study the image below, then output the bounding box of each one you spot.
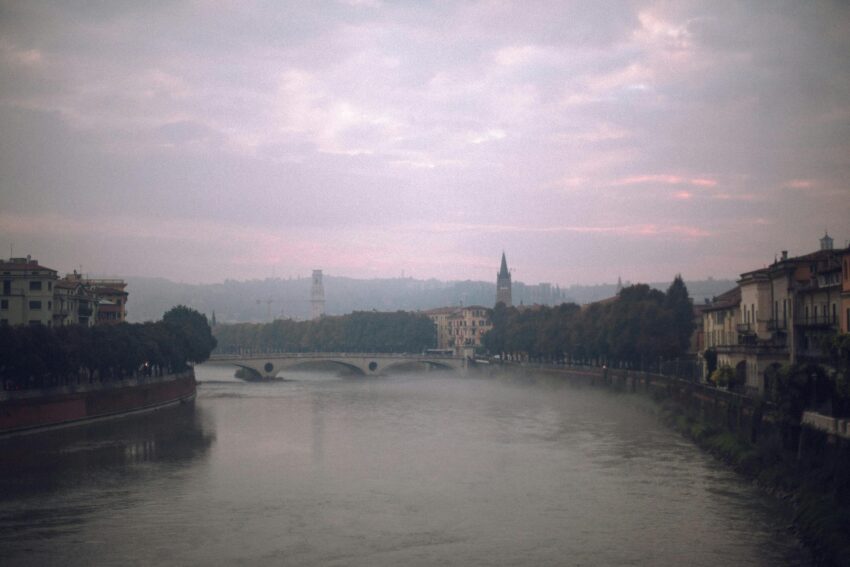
[125,275,737,323]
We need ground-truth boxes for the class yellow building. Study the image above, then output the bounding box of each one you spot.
[0,256,58,326]
[704,235,847,395]
[426,306,492,355]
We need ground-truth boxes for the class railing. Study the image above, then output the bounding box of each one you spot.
[802,411,850,439]
[796,314,837,327]
[209,351,461,360]
[735,323,753,333]
[766,319,787,331]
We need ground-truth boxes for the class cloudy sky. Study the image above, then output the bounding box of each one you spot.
[1,1,848,286]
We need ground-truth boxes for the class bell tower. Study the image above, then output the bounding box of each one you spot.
[310,269,325,320]
[496,252,512,307]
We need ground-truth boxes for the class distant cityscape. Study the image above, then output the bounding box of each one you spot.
[5,232,849,402]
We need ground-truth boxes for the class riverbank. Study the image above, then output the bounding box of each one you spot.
[484,362,849,566]
[0,371,197,437]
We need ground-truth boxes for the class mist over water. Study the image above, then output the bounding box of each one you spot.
[0,365,807,565]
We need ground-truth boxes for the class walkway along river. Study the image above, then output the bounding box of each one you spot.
[0,364,810,566]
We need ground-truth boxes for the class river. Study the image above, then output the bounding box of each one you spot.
[0,364,808,566]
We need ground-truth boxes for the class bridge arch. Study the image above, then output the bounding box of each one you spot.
[207,353,466,380]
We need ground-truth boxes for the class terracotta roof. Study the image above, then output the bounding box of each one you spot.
[702,286,740,312]
[0,261,57,273]
[425,307,459,315]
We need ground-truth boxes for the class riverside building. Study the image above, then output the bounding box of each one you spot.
[426,306,492,356]
[0,256,127,327]
[702,233,848,395]
[0,256,58,326]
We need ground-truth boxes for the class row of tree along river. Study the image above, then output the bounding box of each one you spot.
[212,277,696,371]
[0,306,217,391]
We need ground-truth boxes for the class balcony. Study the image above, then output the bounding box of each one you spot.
[795,314,837,328]
[766,319,787,331]
[735,323,754,334]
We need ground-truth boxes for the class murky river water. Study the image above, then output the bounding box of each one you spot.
[0,365,808,566]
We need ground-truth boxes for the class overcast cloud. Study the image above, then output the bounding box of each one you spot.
[1,1,848,285]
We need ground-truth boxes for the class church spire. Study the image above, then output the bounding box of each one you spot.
[499,251,509,277]
[496,252,512,307]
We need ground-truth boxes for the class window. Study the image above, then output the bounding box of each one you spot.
[29,300,42,310]
[29,320,40,326]
[48,301,52,310]
[29,281,42,291]
[48,282,52,291]
[0,299,6,310]
[2,280,9,295]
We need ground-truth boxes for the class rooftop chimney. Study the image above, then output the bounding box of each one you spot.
[781,250,788,260]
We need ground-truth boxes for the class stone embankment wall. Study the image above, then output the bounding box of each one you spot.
[486,362,846,457]
[0,371,196,436]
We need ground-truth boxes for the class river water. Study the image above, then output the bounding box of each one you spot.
[0,365,808,566]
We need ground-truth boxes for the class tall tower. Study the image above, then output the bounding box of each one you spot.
[496,252,512,307]
[310,269,325,320]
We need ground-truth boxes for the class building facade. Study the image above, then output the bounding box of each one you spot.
[841,248,850,334]
[83,278,128,324]
[426,306,492,355]
[0,258,129,327]
[703,234,848,395]
[0,257,58,326]
[53,276,98,327]
[496,252,512,307]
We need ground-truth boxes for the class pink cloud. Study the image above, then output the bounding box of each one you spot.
[612,174,718,187]
[415,222,710,239]
[785,179,815,189]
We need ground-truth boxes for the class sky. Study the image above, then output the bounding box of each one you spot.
[1,1,849,286]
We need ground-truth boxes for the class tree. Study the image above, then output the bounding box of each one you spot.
[709,365,735,388]
[665,275,695,357]
[823,334,850,416]
[703,348,718,377]
[163,305,217,365]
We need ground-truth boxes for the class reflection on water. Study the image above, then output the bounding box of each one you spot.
[0,364,809,566]
[0,402,213,494]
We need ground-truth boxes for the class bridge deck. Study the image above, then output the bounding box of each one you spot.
[207,352,467,378]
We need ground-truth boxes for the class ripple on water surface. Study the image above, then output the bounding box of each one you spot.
[0,365,808,566]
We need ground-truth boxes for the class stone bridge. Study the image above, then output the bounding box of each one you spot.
[206,352,468,380]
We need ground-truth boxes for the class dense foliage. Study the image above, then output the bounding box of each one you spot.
[213,311,436,354]
[483,277,696,367]
[765,334,850,421]
[0,306,216,390]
